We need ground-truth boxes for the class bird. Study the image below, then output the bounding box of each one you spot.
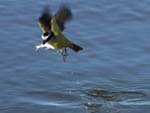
[36,5,83,61]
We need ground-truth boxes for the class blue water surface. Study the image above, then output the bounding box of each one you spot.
[1,0,150,113]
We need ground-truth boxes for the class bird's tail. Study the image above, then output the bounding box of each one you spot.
[69,43,83,52]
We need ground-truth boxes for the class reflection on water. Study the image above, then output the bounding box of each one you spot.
[87,89,117,101]
[84,89,149,113]
[86,89,147,101]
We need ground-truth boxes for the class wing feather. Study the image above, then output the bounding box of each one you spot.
[38,6,52,33]
[55,4,72,31]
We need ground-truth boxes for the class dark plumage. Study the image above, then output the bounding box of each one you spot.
[38,4,72,33]
[55,4,72,31]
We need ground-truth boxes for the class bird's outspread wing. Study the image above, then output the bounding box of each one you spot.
[55,4,72,31]
[38,6,52,33]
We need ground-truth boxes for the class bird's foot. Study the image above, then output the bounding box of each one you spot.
[61,47,68,62]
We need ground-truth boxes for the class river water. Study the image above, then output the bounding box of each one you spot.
[1,0,150,113]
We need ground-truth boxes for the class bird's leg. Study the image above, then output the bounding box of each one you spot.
[62,47,67,62]
[64,47,67,56]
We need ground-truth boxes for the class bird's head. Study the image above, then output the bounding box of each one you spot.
[42,32,51,40]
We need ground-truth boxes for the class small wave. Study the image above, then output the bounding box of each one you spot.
[118,98,150,106]
[18,97,80,109]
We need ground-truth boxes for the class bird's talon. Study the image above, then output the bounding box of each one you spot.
[61,47,67,62]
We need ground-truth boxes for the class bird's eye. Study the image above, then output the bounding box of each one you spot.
[43,32,49,36]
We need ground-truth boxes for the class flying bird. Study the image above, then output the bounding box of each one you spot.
[36,5,83,61]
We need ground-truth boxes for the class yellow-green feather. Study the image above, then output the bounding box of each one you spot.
[48,17,71,49]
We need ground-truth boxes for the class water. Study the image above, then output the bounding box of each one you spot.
[1,0,150,113]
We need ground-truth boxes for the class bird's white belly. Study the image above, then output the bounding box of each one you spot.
[44,43,55,49]
[44,43,63,53]
[36,43,55,50]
